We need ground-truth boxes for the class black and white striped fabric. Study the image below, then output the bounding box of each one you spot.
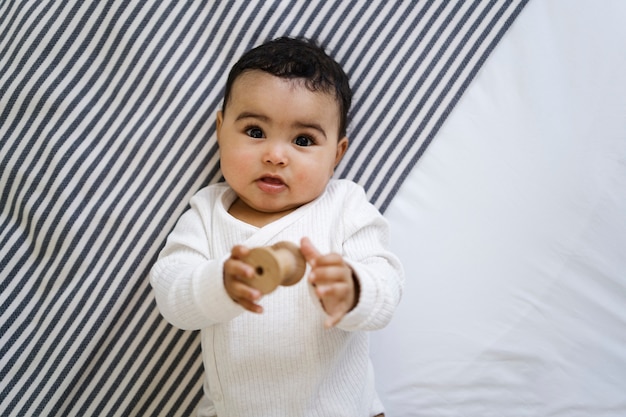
[0,1,527,415]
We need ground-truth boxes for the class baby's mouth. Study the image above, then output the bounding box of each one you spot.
[256,176,287,193]
[260,176,284,185]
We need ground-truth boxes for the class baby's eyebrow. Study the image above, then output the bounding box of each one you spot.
[293,121,327,140]
[235,111,268,122]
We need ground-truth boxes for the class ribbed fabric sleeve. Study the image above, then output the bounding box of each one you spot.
[150,184,246,329]
[334,184,404,331]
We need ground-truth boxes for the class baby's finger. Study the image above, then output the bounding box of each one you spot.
[229,280,263,313]
[231,244,250,260]
[314,280,350,301]
[236,297,264,314]
[237,298,263,314]
[225,257,255,279]
[309,265,351,288]
[300,237,321,265]
[312,252,344,267]
[324,313,343,328]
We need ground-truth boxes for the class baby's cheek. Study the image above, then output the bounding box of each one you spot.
[308,157,336,179]
[296,170,326,192]
[223,150,254,171]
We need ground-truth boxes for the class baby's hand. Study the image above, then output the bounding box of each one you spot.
[224,245,263,314]
[300,237,359,328]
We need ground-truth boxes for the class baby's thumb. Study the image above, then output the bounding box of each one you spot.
[300,237,320,265]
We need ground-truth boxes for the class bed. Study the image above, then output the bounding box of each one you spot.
[2,1,625,416]
[373,2,626,415]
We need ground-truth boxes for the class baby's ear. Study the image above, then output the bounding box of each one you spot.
[335,137,349,166]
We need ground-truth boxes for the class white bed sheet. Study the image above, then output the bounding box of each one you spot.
[373,1,626,416]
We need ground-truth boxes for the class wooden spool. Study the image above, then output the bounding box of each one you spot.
[241,241,307,294]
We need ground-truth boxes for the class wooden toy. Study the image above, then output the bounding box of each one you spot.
[241,241,307,294]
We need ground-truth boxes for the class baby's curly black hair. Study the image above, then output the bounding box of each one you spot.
[222,37,352,138]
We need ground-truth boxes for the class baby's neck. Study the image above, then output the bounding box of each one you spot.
[228,198,298,228]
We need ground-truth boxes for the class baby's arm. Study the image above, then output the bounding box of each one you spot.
[300,237,359,328]
[150,191,245,330]
[315,182,404,332]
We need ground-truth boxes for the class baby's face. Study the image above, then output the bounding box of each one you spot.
[216,70,348,224]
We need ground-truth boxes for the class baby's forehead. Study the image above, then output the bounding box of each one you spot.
[230,70,339,104]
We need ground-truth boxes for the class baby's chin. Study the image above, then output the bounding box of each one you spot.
[233,193,321,227]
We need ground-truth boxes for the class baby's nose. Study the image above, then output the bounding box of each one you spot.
[264,142,288,165]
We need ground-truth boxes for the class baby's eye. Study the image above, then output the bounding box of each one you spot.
[246,127,264,139]
[294,135,314,147]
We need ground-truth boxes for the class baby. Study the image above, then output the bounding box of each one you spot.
[150,37,403,417]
